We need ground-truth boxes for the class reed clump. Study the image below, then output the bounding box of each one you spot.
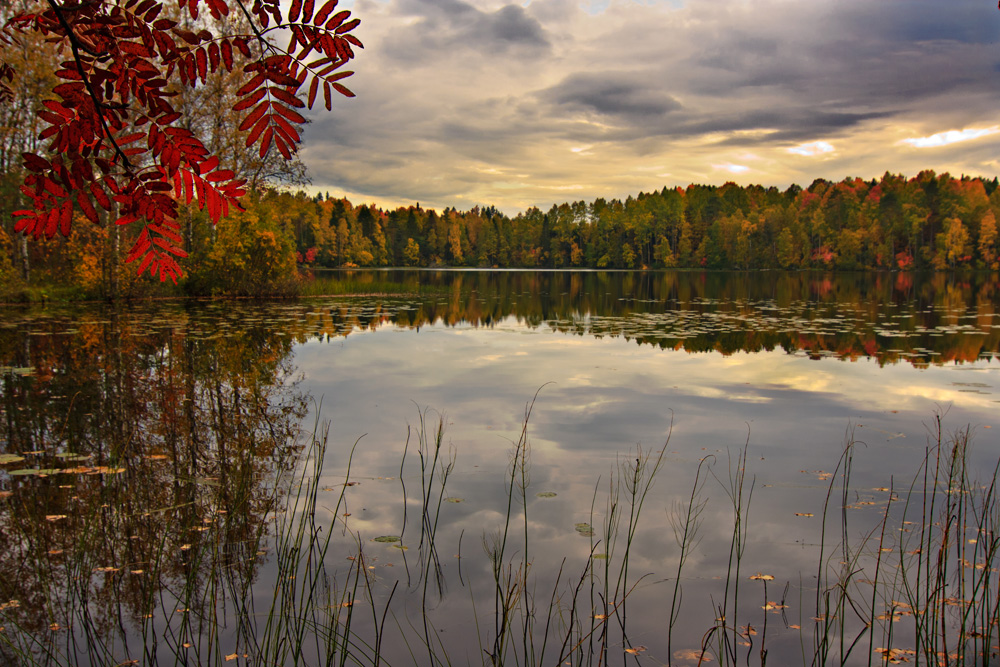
[1,408,998,667]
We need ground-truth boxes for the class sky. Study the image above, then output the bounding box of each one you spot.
[299,0,1000,214]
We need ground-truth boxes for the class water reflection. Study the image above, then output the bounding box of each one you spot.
[306,269,1000,365]
[0,305,306,663]
[2,270,1000,665]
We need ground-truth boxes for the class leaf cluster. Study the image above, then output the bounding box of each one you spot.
[1,0,361,282]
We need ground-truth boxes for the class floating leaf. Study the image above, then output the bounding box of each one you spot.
[373,535,400,543]
[536,491,557,498]
[8,468,62,476]
[574,523,594,536]
[673,649,710,661]
[591,553,607,559]
[45,515,68,522]
[444,497,463,503]
[55,453,90,461]
[624,646,646,654]
[392,544,408,550]
[749,572,774,581]
[0,454,25,465]
[795,513,814,517]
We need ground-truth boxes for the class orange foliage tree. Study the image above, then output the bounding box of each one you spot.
[0,0,361,282]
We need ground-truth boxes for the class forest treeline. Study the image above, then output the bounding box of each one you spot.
[3,170,1000,298]
[291,171,1000,272]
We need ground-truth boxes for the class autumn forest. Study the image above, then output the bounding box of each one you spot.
[4,170,1000,299]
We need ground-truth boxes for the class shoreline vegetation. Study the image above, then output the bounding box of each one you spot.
[3,171,1000,302]
[0,404,997,666]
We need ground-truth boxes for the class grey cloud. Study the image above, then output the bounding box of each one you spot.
[542,72,683,121]
[300,0,1000,212]
[383,0,550,62]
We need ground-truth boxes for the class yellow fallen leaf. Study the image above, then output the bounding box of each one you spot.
[624,646,646,654]
[749,573,774,580]
[795,513,813,517]
[673,649,711,661]
[45,515,67,522]
[225,653,238,662]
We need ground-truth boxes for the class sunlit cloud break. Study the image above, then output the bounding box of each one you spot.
[714,163,750,174]
[788,141,834,156]
[900,127,1000,149]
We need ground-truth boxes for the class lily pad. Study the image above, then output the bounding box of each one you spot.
[8,468,63,476]
[444,497,464,503]
[373,535,400,543]
[536,491,557,498]
[55,453,91,462]
[574,523,595,537]
[0,454,25,465]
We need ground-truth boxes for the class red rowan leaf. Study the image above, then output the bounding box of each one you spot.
[325,10,350,30]
[307,76,319,107]
[181,168,194,203]
[259,126,273,157]
[43,178,68,198]
[343,34,363,48]
[204,168,235,183]
[268,86,305,108]
[237,72,265,96]
[59,200,73,237]
[221,39,234,69]
[335,17,360,34]
[332,82,355,98]
[22,153,50,172]
[323,80,332,110]
[149,223,182,243]
[273,132,292,159]
[239,100,270,131]
[208,42,220,71]
[289,0,302,22]
[136,249,156,276]
[118,132,145,145]
[272,114,301,144]
[90,182,113,210]
[302,0,315,22]
[196,47,208,81]
[234,37,252,58]
[326,69,353,82]
[199,155,220,174]
[264,71,300,88]
[174,28,201,45]
[314,0,338,26]
[246,113,270,147]
[77,192,99,223]
[233,87,267,111]
[273,102,306,124]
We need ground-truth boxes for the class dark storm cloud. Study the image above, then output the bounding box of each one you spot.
[302,0,1000,212]
[383,0,550,61]
[685,109,896,145]
[543,72,683,121]
[827,0,999,45]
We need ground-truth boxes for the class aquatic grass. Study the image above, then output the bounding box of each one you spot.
[4,406,1000,667]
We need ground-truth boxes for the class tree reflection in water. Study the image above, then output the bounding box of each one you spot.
[2,270,1000,664]
[0,304,306,664]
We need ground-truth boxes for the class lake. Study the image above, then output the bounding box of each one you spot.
[2,269,1000,666]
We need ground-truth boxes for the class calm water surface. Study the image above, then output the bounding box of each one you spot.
[2,270,1000,665]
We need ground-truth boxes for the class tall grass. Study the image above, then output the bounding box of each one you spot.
[2,408,999,666]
